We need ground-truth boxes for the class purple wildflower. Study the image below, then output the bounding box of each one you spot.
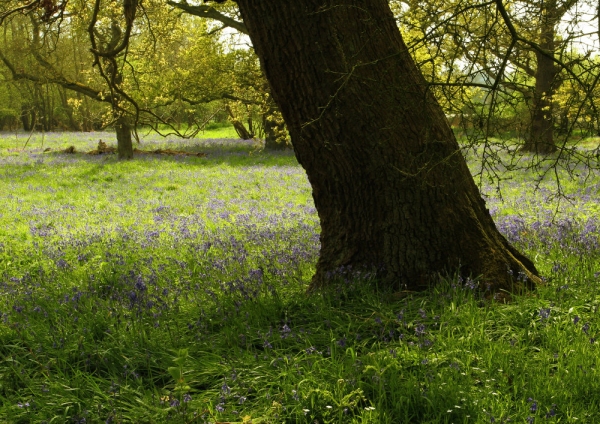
[465,278,478,290]
[281,324,292,338]
[545,404,557,418]
[415,323,426,336]
[56,258,69,269]
[221,383,231,395]
[583,322,590,334]
[539,308,551,320]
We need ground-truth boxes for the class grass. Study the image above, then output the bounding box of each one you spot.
[0,128,599,423]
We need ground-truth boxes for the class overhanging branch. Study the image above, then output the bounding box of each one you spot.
[0,48,117,104]
[167,1,248,34]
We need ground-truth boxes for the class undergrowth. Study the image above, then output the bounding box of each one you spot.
[0,131,599,423]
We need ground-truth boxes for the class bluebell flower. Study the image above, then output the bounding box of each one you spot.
[56,259,69,269]
[221,383,231,395]
[545,404,557,418]
[281,324,292,338]
[465,278,478,290]
[415,323,426,336]
[134,277,146,291]
[582,322,590,334]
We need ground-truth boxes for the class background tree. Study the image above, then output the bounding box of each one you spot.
[168,0,290,149]
[0,0,240,156]
[393,0,600,156]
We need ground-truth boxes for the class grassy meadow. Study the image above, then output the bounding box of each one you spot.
[0,129,599,423]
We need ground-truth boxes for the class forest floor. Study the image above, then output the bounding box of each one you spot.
[0,129,599,423]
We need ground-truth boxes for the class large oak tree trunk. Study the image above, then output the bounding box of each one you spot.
[235,0,540,292]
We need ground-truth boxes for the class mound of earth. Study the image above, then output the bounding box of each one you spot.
[133,148,207,157]
[48,140,206,157]
[88,140,116,155]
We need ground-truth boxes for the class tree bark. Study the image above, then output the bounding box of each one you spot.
[521,7,558,154]
[116,116,133,159]
[20,105,33,131]
[226,105,253,139]
[235,0,541,292]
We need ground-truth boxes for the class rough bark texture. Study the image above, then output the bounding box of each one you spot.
[235,0,541,291]
[116,116,133,160]
[522,8,558,154]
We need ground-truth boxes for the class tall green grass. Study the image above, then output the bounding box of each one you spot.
[0,131,599,423]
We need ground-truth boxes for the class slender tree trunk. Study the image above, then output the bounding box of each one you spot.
[59,87,81,131]
[226,105,253,139]
[20,105,32,131]
[116,116,133,159]
[235,0,540,292]
[522,10,558,153]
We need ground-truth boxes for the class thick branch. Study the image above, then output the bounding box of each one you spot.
[181,92,260,105]
[0,0,39,25]
[0,49,117,103]
[167,1,248,34]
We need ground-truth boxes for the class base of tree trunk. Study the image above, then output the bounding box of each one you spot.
[116,117,134,160]
[264,137,287,150]
[520,140,557,154]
